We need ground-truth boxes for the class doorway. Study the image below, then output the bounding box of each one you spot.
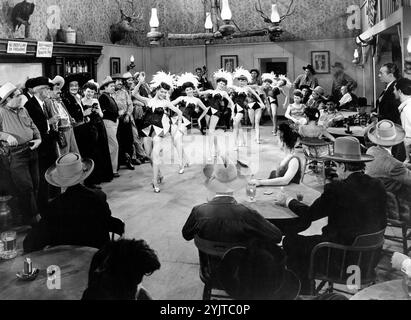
[260,58,288,76]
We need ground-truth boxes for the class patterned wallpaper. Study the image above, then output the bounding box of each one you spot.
[0,0,361,46]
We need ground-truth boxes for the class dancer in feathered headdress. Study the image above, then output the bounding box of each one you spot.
[230,67,265,147]
[261,72,277,86]
[133,71,183,193]
[176,72,199,90]
[196,69,235,160]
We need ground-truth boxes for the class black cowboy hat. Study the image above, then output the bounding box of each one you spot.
[31,76,53,89]
[25,78,36,89]
[216,246,301,300]
[63,73,91,91]
[303,64,316,75]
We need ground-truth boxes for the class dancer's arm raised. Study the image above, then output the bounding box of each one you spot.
[132,82,150,106]
[248,87,265,109]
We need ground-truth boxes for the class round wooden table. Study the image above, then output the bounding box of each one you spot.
[238,183,321,220]
[350,280,411,300]
[327,126,366,138]
[0,246,97,300]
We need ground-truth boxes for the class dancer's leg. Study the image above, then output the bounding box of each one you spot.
[172,128,189,173]
[255,108,263,143]
[271,103,278,135]
[208,116,219,158]
[233,113,244,148]
[143,137,153,165]
[152,136,162,192]
[248,109,256,144]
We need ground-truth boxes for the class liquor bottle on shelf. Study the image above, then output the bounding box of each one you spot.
[78,61,83,73]
[72,61,77,74]
[83,60,88,73]
[66,61,71,74]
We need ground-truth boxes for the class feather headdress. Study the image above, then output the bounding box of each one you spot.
[233,67,252,83]
[278,75,292,88]
[87,79,100,90]
[213,69,233,87]
[150,71,176,90]
[176,72,199,88]
[261,72,276,84]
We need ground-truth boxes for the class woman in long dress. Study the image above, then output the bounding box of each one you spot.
[231,67,265,147]
[198,70,234,159]
[81,80,114,185]
[171,73,208,174]
[133,72,183,193]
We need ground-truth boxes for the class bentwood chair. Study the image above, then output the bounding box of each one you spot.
[194,236,245,300]
[300,137,333,185]
[308,229,386,296]
[108,217,125,241]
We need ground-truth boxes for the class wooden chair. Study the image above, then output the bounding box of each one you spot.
[108,217,125,241]
[308,229,386,296]
[194,236,245,300]
[300,138,333,185]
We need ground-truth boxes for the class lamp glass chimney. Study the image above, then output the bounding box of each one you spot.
[205,12,213,30]
[221,0,232,21]
[150,8,160,28]
[354,49,360,59]
[271,4,281,23]
[407,35,411,54]
[130,55,135,63]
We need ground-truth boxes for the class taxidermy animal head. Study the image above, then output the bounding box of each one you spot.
[11,0,34,31]
[110,6,141,44]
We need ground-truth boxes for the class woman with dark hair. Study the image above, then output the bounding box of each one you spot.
[81,80,113,185]
[252,123,302,186]
[198,69,234,159]
[231,67,265,147]
[285,90,307,129]
[262,73,290,136]
[82,239,161,300]
[133,72,183,193]
[299,85,312,105]
[171,73,208,174]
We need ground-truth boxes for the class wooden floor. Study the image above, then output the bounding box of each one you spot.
[102,125,404,300]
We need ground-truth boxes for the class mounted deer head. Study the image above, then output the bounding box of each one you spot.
[110,0,142,44]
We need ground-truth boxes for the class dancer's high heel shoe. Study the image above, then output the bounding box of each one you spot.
[152,184,161,193]
[157,175,164,184]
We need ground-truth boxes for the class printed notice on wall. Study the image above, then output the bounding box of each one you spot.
[36,41,54,58]
[7,41,28,54]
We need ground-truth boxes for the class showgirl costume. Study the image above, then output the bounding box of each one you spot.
[231,88,249,116]
[203,70,232,119]
[232,67,262,113]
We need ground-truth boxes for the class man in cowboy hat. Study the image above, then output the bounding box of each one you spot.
[274,137,387,293]
[331,62,357,101]
[45,76,79,156]
[23,153,113,253]
[306,86,326,110]
[112,73,135,171]
[294,64,319,91]
[0,82,42,226]
[24,76,59,217]
[99,76,120,178]
[366,120,411,222]
[182,157,282,245]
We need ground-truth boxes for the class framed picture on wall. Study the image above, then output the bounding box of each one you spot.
[311,51,330,74]
[110,57,121,75]
[221,55,238,73]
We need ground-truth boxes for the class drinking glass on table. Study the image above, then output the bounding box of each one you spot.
[1,231,17,260]
[246,181,257,203]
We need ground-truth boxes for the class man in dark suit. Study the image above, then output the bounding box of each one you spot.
[23,153,113,253]
[377,63,405,161]
[24,77,59,216]
[273,137,387,293]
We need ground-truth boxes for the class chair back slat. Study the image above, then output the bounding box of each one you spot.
[194,237,245,257]
[352,229,385,247]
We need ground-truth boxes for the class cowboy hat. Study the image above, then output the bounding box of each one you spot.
[31,77,54,90]
[0,82,18,104]
[216,246,301,300]
[100,76,116,89]
[122,72,134,79]
[111,73,126,80]
[204,157,251,193]
[303,64,316,75]
[367,120,406,147]
[50,76,65,89]
[331,62,345,69]
[25,78,36,89]
[45,153,94,188]
[64,74,90,90]
[324,136,374,163]
[313,86,326,97]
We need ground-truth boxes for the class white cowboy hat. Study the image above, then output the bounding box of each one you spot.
[45,153,94,188]
[122,72,134,79]
[51,76,65,89]
[100,76,116,89]
[204,157,251,193]
[367,120,406,147]
[0,82,18,104]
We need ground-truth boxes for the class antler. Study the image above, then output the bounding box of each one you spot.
[255,0,272,24]
[280,0,295,22]
[116,0,142,21]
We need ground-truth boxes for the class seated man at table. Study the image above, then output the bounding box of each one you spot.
[182,156,282,246]
[273,137,387,293]
[82,239,161,300]
[366,120,411,222]
[318,97,345,128]
[23,153,113,253]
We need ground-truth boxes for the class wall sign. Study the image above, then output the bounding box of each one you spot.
[7,41,28,54]
[36,41,54,58]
